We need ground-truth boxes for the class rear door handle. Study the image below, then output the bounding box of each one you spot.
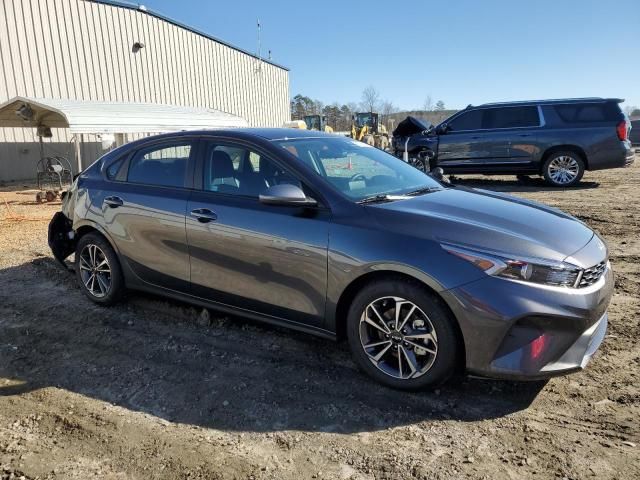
[518,134,532,137]
[190,208,218,223]
[104,196,123,208]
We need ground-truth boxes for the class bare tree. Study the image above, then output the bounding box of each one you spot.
[624,105,639,118]
[380,100,398,130]
[381,100,397,116]
[361,86,381,112]
[435,100,446,111]
[423,96,434,112]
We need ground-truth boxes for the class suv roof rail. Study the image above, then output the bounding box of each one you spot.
[476,97,624,107]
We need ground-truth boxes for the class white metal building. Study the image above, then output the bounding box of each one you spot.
[0,0,290,181]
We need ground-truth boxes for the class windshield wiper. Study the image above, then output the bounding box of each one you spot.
[357,194,410,205]
[405,187,442,196]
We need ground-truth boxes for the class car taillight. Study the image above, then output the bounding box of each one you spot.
[617,120,628,141]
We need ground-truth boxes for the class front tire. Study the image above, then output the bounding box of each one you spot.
[542,151,584,187]
[408,156,428,172]
[346,279,460,390]
[516,174,532,183]
[75,232,124,305]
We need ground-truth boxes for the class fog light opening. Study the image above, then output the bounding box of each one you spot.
[530,333,548,360]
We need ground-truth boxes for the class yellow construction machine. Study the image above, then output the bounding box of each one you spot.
[350,112,389,150]
[303,115,334,133]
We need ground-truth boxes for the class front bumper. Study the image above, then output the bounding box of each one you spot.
[441,256,613,381]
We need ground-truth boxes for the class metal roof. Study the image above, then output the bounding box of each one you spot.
[89,0,289,71]
[0,96,249,134]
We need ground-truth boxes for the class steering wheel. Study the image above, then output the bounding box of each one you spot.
[349,173,367,183]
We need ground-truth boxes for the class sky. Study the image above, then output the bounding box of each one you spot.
[141,0,639,111]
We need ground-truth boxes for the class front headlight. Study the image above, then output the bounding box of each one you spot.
[441,244,581,287]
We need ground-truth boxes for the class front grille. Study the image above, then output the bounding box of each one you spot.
[578,261,607,288]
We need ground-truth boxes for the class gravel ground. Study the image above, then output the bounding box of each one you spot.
[0,156,638,479]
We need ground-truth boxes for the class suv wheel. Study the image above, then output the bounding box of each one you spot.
[542,152,584,187]
[346,280,459,390]
[409,156,428,172]
[75,232,124,305]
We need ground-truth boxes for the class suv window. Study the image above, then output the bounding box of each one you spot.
[483,106,540,129]
[554,103,620,123]
[448,110,483,131]
[202,143,301,197]
[127,143,191,187]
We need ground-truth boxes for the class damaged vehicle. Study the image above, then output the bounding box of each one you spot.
[392,98,634,186]
[50,129,613,390]
[391,116,436,171]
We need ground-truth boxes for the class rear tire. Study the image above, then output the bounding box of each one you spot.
[75,232,124,305]
[346,279,460,390]
[542,151,584,187]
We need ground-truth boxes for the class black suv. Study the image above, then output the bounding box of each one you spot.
[392,98,634,186]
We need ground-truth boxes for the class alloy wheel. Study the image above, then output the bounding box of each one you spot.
[79,244,112,298]
[409,157,427,172]
[548,156,579,185]
[359,296,438,380]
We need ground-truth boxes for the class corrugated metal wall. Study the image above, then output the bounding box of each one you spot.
[0,0,290,181]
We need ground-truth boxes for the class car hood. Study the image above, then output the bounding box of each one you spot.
[371,187,594,263]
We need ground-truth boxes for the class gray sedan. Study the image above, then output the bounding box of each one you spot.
[49,129,613,390]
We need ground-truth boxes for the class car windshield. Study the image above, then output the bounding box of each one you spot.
[273,137,442,201]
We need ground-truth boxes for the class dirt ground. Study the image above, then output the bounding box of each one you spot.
[1,155,638,480]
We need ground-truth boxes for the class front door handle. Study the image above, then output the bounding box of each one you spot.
[104,196,123,208]
[518,134,532,137]
[190,208,218,223]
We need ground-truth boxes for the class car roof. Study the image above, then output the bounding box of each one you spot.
[133,128,339,142]
[232,128,339,140]
[471,97,624,109]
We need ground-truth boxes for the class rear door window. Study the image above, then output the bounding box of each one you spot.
[483,106,540,129]
[554,103,621,123]
[448,110,483,131]
[127,142,192,188]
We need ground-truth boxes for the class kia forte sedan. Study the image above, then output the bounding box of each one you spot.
[49,129,613,390]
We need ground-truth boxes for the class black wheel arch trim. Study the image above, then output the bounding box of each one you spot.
[541,145,589,170]
[328,264,453,340]
[73,219,122,257]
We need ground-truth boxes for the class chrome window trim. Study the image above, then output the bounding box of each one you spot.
[538,105,546,127]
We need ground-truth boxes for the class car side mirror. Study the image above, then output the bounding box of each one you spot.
[436,124,449,135]
[259,184,317,207]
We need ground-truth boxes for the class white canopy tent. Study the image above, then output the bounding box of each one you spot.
[0,96,249,172]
